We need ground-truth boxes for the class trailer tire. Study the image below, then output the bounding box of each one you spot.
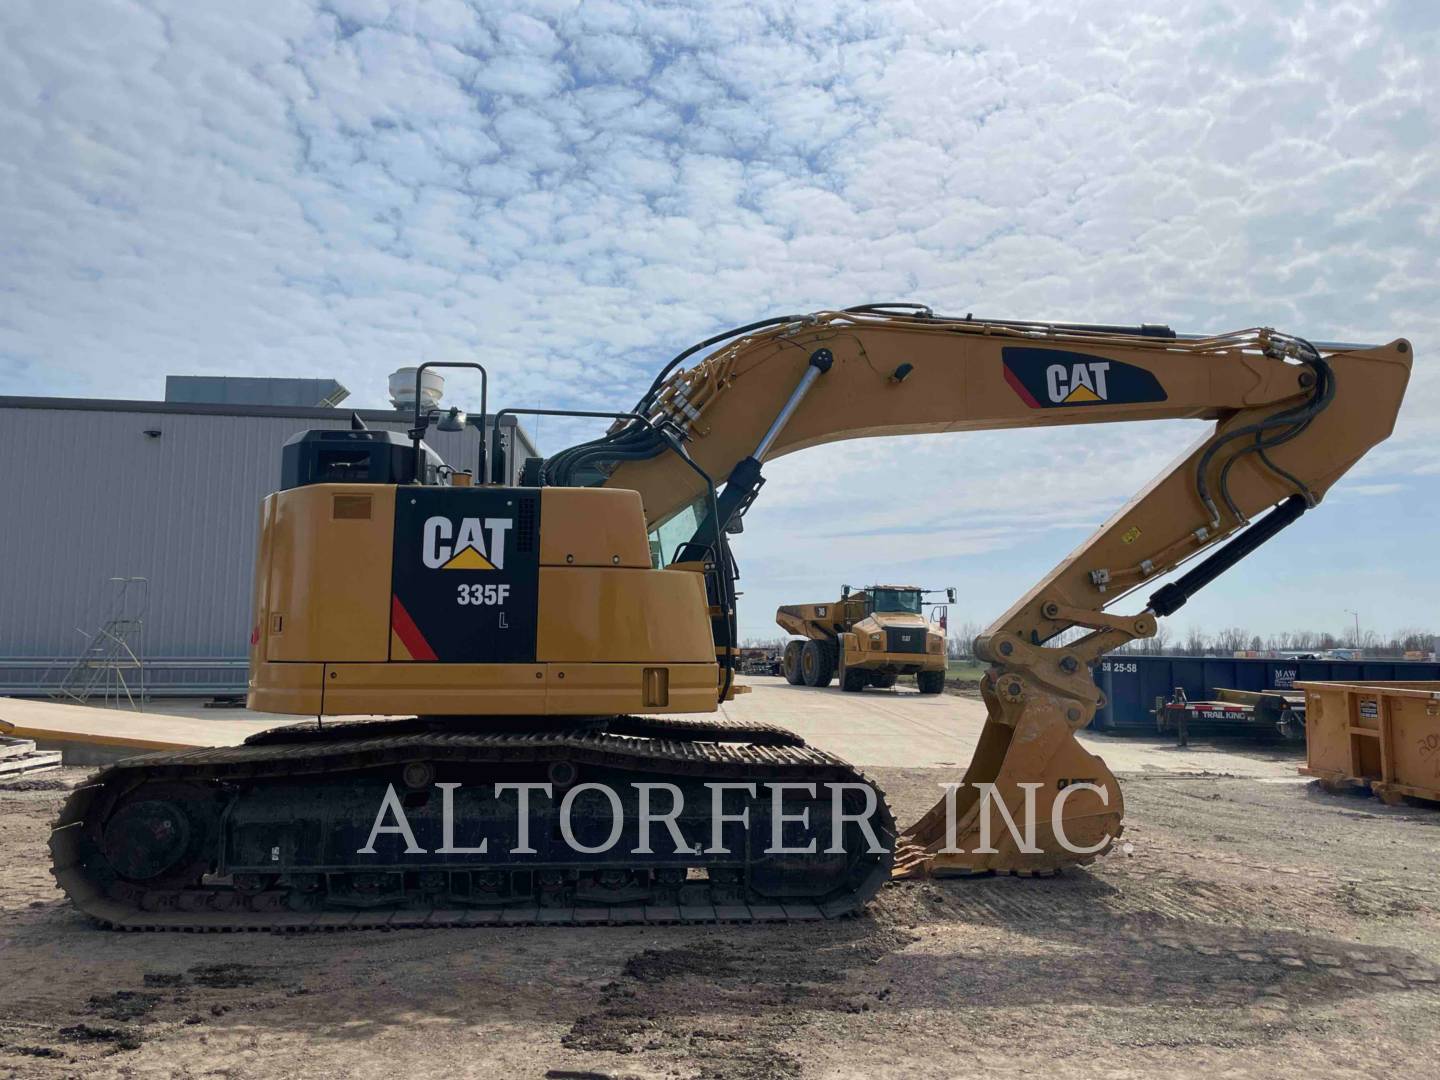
[782,641,805,685]
[802,640,835,687]
[916,670,946,695]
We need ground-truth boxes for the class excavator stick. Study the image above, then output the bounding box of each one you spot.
[893,337,1411,878]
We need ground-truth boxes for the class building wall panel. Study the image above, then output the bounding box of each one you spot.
[0,405,511,670]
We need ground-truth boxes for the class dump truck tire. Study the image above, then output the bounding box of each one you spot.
[870,673,897,689]
[801,640,835,687]
[916,670,946,694]
[782,641,805,685]
[840,659,867,692]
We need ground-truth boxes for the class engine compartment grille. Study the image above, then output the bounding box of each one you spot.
[885,627,926,653]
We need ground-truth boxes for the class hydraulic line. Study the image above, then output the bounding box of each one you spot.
[1194,338,1332,526]
[1215,349,1334,517]
[1147,494,1309,617]
[634,313,809,416]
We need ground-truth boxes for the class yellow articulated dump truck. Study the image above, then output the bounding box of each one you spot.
[777,585,956,694]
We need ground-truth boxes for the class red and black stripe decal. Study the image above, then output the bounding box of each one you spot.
[391,594,438,661]
[1002,361,1043,408]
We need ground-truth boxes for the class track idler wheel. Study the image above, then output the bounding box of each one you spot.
[103,798,193,881]
[93,781,221,892]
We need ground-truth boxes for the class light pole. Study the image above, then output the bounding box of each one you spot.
[1345,609,1360,649]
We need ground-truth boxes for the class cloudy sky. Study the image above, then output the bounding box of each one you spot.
[2,0,1437,643]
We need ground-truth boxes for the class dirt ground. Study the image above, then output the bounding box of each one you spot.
[3,761,1438,1080]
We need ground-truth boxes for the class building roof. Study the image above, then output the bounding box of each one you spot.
[0,394,539,459]
[164,375,350,408]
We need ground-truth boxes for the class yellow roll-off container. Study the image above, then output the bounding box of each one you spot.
[1297,680,1440,804]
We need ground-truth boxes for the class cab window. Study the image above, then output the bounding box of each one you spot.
[648,499,704,568]
[870,588,922,614]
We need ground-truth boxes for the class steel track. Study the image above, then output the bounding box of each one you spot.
[50,715,896,931]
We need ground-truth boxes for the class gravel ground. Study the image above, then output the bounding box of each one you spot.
[2,765,1438,1079]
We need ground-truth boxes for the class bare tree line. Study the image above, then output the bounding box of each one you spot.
[743,624,1437,659]
[940,622,1437,659]
[740,637,789,651]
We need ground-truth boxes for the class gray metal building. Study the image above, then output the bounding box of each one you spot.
[0,394,537,697]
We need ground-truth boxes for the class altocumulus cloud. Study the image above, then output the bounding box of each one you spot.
[1,0,1437,632]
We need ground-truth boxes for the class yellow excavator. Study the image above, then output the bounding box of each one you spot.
[51,304,1411,928]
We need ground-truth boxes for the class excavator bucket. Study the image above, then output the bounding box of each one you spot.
[893,674,1122,877]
